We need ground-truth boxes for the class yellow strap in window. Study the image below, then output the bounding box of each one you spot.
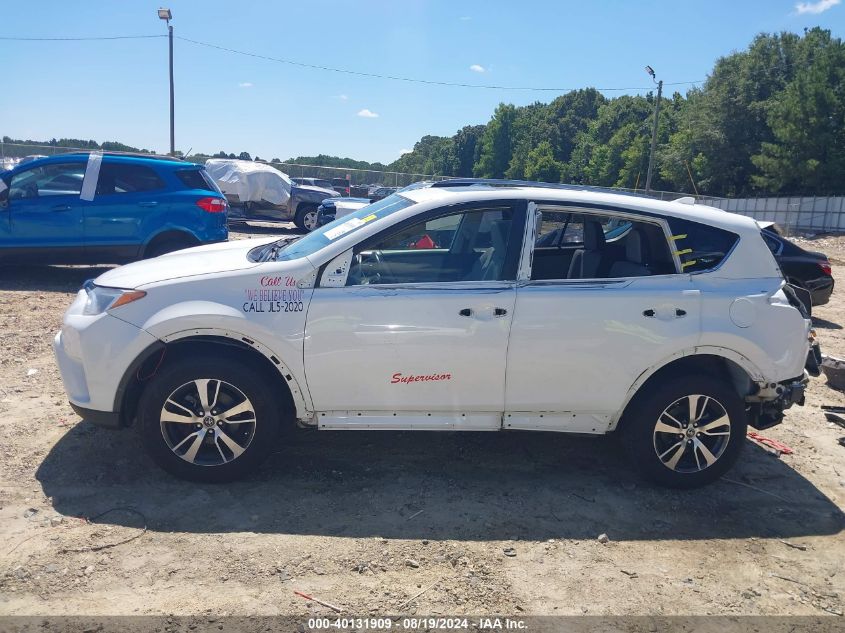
[669,234,687,241]
[681,260,697,269]
[674,248,693,256]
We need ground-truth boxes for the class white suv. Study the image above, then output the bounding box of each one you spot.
[53,180,820,487]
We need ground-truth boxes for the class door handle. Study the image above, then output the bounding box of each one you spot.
[459,308,473,317]
[51,204,72,212]
[642,309,655,318]
[494,307,508,317]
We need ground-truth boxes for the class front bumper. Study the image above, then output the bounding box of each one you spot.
[54,290,158,421]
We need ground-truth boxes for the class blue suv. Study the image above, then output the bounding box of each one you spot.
[0,152,228,264]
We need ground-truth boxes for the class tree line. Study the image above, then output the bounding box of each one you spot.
[390,28,845,197]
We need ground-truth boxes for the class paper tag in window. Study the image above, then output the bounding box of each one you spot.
[325,217,365,240]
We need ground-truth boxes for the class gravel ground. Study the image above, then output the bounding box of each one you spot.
[0,223,843,618]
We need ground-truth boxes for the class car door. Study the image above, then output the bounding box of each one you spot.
[304,201,526,429]
[504,203,701,434]
[2,160,86,258]
[84,159,168,260]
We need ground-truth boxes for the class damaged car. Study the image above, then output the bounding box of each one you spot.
[54,179,819,487]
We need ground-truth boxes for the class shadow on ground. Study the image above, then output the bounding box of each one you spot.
[37,421,844,542]
[0,265,113,292]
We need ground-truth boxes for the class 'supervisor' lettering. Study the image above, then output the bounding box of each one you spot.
[390,372,452,384]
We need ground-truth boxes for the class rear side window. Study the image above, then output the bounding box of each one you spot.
[667,218,739,273]
[176,168,217,192]
[96,163,165,195]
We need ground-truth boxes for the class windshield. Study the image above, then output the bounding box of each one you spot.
[276,194,414,261]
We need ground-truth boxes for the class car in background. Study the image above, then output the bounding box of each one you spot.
[369,186,398,202]
[293,177,334,191]
[0,152,228,264]
[316,197,370,227]
[331,177,350,197]
[760,223,834,315]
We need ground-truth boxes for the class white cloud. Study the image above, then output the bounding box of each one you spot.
[469,64,485,73]
[357,109,379,118]
[332,94,349,101]
[795,0,840,14]
[399,148,413,155]
[238,82,253,88]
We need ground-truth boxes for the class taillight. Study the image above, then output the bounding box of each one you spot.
[819,261,832,276]
[345,187,350,196]
[196,197,227,213]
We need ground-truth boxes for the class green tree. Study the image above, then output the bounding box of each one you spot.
[474,103,517,178]
[524,141,563,183]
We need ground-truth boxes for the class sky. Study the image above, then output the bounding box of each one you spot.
[1,0,843,165]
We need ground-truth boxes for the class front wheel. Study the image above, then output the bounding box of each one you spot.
[620,374,747,488]
[294,205,319,232]
[137,356,282,482]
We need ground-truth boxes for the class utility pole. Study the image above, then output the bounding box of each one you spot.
[158,8,175,156]
[644,65,662,193]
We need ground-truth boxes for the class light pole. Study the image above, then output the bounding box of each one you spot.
[158,8,175,156]
[644,65,662,193]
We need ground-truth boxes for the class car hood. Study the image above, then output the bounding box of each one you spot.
[94,237,278,288]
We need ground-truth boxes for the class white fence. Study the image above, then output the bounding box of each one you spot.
[701,196,845,234]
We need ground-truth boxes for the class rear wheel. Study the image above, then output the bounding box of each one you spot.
[294,204,319,232]
[137,356,281,482]
[621,374,746,488]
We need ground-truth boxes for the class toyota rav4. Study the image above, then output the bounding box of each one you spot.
[53,179,821,487]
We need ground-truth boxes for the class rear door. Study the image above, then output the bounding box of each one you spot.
[504,203,701,433]
[3,160,86,258]
[84,159,168,259]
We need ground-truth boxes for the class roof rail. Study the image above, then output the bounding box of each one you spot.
[429,178,653,199]
[65,151,186,162]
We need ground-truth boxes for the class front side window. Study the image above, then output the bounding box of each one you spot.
[8,162,85,199]
[96,163,165,195]
[346,207,514,285]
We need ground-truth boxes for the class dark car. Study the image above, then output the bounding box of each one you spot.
[761,226,834,315]
[369,186,398,202]
[331,177,350,197]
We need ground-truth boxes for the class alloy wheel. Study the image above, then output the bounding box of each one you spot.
[652,394,731,473]
[159,379,257,467]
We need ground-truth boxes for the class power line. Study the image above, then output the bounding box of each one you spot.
[176,35,704,92]
[1,32,705,91]
[0,34,165,41]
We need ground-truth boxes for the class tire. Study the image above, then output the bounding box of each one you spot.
[137,355,281,482]
[145,239,189,259]
[294,204,318,232]
[620,374,747,488]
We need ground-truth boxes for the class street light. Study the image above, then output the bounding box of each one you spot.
[644,65,663,194]
[158,8,175,156]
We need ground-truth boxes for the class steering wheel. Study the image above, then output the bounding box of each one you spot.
[349,250,385,285]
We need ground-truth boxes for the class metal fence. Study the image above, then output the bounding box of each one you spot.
[0,142,444,189]
[697,196,845,235]
[4,141,844,232]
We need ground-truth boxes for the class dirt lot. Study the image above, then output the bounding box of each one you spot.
[0,225,843,619]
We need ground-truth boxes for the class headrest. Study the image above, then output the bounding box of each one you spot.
[583,220,606,251]
[626,229,645,263]
[490,220,509,249]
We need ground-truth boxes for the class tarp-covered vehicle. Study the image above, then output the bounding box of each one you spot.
[206,159,338,231]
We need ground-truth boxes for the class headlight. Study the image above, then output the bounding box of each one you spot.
[82,281,146,315]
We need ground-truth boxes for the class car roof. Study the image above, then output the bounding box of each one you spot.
[400,182,760,235]
[7,152,196,172]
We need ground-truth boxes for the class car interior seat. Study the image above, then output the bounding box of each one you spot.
[567,220,606,279]
[469,220,510,281]
[608,229,651,277]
